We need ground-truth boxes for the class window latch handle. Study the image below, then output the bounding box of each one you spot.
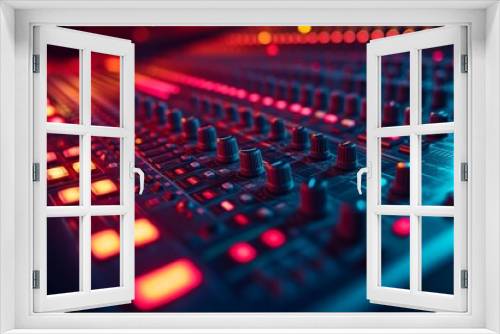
[130,162,145,195]
[357,162,371,195]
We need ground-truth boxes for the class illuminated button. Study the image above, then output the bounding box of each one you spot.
[392,217,411,237]
[91,229,120,260]
[47,166,69,182]
[57,186,80,205]
[233,213,250,226]
[72,161,97,173]
[186,176,200,185]
[221,182,234,191]
[47,152,57,163]
[47,105,56,117]
[239,194,253,204]
[135,218,160,247]
[147,198,160,207]
[91,179,118,197]
[201,190,217,200]
[218,168,231,175]
[62,146,80,158]
[134,259,202,311]
[261,229,286,248]
[189,162,201,169]
[256,207,274,220]
[220,200,235,212]
[174,168,186,175]
[228,242,256,263]
[202,171,216,179]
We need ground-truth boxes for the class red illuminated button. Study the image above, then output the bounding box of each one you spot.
[57,186,80,205]
[91,229,120,260]
[134,259,202,311]
[261,229,286,248]
[220,200,235,212]
[91,179,118,197]
[392,217,411,237]
[47,166,69,182]
[47,151,57,163]
[228,242,256,263]
[135,218,160,247]
[63,146,80,158]
[186,176,200,185]
[201,190,217,200]
[174,168,186,175]
[233,213,250,226]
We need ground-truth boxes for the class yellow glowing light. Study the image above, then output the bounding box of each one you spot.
[257,31,272,45]
[58,186,80,205]
[47,105,56,117]
[91,179,118,197]
[63,146,80,158]
[73,161,96,173]
[47,166,69,181]
[135,218,160,247]
[135,138,143,145]
[91,229,120,260]
[47,152,57,163]
[297,26,312,34]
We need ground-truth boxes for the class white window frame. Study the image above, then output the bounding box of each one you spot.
[1,2,498,333]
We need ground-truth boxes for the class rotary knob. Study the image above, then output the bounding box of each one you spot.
[336,141,357,170]
[382,101,400,127]
[156,102,167,125]
[309,133,331,160]
[300,84,314,107]
[291,126,310,151]
[238,108,254,128]
[336,202,365,242]
[269,118,286,141]
[212,100,225,119]
[216,136,239,164]
[239,148,265,177]
[329,91,344,114]
[181,116,199,140]
[197,125,217,151]
[344,94,360,117]
[391,162,410,196]
[313,87,329,110]
[300,177,331,218]
[266,161,294,195]
[253,113,270,135]
[166,108,182,132]
[225,104,239,123]
[144,98,154,119]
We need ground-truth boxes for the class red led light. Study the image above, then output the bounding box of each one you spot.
[306,32,318,44]
[47,151,57,163]
[266,44,279,57]
[220,200,235,212]
[289,103,302,113]
[300,107,313,117]
[403,28,415,34]
[236,89,247,99]
[318,31,330,44]
[331,31,343,44]
[134,259,202,311]
[186,176,199,185]
[392,217,411,237]
[343,30,356,44]
[49,116,66,123]
[371,29,384,40]
[356,30,370,44]
[262,97,274,107]
[248,93,261,103]
[275,100,287,110]
[201,190,216,200]
[228,242,256,263]
[433,50,444,63]
[233,213,250,226]
[63,146,80,158]
[341,119,356,128]
[324,114,338,124]
[386,29,400,37]
[261,229,286,248]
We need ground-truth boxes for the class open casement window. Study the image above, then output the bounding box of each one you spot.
[33,26,141,312]
[363,26,467,312]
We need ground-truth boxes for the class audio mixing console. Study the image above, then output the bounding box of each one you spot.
[45,26,455,312]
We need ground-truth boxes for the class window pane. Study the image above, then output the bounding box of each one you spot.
[421,216,454,295]
[381,136,410,205]
[421,45,454,124]
[47,45,80,124]
[91,52,121,127]
[381,52,410,127]
[421,133,454,206]
[47,133,80,206]
[47,217,80,295]
[381,215,410,290]
[91,216,121,290]
[91,137,121,205]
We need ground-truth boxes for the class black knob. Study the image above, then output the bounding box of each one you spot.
[344,94,360,117]
[156,102,167,126]
[216,136,239,164]
[287,81,301,103]
[265,76,277,97]
[329,91,344,114]
[269,118,286,141]
[181,117,199,140]
[300,177,331,218]
[253,113,270,135]
[225,104,239,123]
[313,87,329,110]
[336,141,357,170]
[428,111,449,140]
[166,108,182,132]
[300,84,314,107]
[239,148,265,177]
[135,95,141,115]
[382,101,400,127]
[238,108,254,128]
[197,125,217,151]
[291,126,310,151]
[391,162,410,196]
[212,100,225,119]
[309,133,331,160]
[266,161,294,195]
[202,97,211,114]
[144,98,154,119]
[336,202,365,242]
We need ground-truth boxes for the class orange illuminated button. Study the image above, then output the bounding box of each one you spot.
[63,146,80,158]
[134,259,202,310]
[57,186,80,205]
[47,105,56,117]
[47,166,69,182]
[91,229,120,260]
[91,179,118,197]
[72,161,97,173]
[47,151,57,163]
[135,218,160,247]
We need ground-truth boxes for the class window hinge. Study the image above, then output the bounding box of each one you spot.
[33,54,40,73]
[33,163,40,182]
[461,162,468,181]
[461,54,468,73]
[33,270,40,289]
[461,270,468,289]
